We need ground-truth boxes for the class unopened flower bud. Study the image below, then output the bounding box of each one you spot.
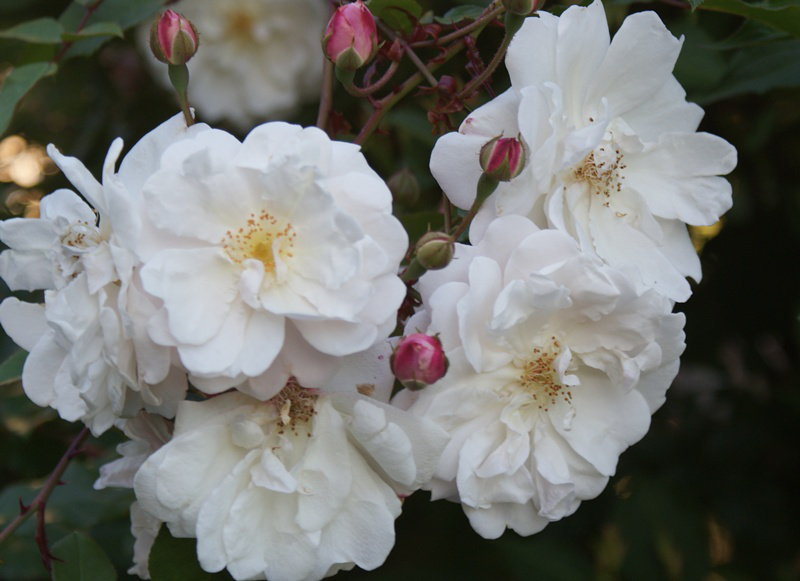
[479,134,527,182]
[502,0,538,16]
[150,10,199,66]
[415,231,454,271]
[322,0,378,71]
[391,334,448,391]
[387,167,420,207]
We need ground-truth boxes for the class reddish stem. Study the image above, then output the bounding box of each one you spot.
[0,427,90,572]
[52,0,104,64]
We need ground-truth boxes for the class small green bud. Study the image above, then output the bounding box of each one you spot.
[387,167,420,207]
[415,231,455,271]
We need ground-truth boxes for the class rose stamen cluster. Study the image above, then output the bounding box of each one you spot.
[221,211,297,272]
[516,337,575,411]
[269,379,318,434]
[571,147,626,201]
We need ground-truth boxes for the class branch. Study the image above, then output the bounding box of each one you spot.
[377,21,437,88]
[0,427,90,572]
[317,59,335,133]
[457,15,516,101]
[411,3,505,48]
[52,0,104,64]
[353,1,504,145]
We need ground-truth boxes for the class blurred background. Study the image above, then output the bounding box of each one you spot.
[1,0,799,579]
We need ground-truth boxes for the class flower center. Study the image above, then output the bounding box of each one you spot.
[268,378,317,436]
[572,144,627,206]
[61,220,102,253]
[516,336,574,412]
[225,8,256,42]
[222,210,296,274]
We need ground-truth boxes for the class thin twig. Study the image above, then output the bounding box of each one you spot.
[457,21,514,101]
[353,1,503,146]
[353,39,466,145]
[377,21,438,88]
[52,0,104,63]
[317,59,335,132]
[346,60,401,98]
[411,3,505,48]
[0,427,90,572]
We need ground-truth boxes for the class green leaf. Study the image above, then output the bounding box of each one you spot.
[697,39,800,103]
[90,0,167,30]
[58,0,165,60]
[708,19,790,49]
[369,0,424,34]
[149,526,234,581]
[0,61,58,137]
[0,18,64,44]
[0,350,26,385]
[699,0,800,37]
[50,532,117,581]
[61,21,124,42]
[434,5,486,24]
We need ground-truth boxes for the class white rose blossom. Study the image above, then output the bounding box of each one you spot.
[398,215,685,539]
[133,344,449,581]
[140,0,327,128]
[0,118,202,434]
[429,0,737,301]
[135,121,408,398]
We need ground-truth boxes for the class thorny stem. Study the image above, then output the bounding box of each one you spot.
[354,2,501,146]
[344,60,401,98]
[457,18,516,101]
[0,427,90,571]
[377,21,438,88]
[52,0,104,63]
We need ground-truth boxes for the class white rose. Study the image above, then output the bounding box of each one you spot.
[133,349,448,581]
[136,122,408,398]
[402,215,685,538]
[429,0,736,302]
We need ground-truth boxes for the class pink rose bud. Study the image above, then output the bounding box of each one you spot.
[322,0,378,71]
[391,334,448,391]
[479,134,527,182]
[150,10,199,66]
[415,231,454,271]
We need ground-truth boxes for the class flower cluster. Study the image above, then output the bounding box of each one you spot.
[0,114,446,578]
[0,1,736,579]
[404,0,735,539]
